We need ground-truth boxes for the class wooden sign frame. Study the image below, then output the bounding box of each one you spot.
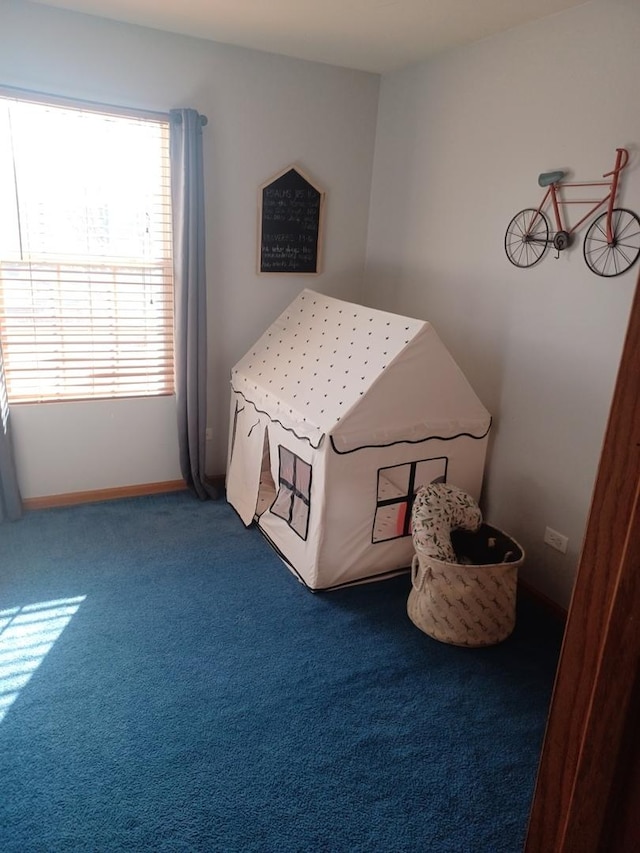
[257,164,326,275]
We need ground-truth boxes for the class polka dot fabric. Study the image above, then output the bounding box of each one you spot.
[231,289,425,447]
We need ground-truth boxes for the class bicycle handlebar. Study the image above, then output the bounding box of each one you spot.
[603,147,629,177]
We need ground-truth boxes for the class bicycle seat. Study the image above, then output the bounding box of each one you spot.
[538,170,565,187]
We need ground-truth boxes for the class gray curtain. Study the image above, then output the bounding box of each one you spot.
[0,335,22,521]
[170,108,219,500]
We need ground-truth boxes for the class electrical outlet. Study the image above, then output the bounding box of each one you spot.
[544,526,568,554]
[205,427,213,441]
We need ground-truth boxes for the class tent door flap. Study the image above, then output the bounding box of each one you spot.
[227,406,273,525]
[256,429,276,518]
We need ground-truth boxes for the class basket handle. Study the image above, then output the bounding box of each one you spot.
[411,553,430,592]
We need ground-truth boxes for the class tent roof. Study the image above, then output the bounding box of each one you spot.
[231,289,490,451]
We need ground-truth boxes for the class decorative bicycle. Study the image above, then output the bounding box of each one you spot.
[505,148,640,277]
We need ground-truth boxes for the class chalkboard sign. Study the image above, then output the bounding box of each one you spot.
[258,165,325,274]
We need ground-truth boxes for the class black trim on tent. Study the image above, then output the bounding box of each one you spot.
[231,385,492,456]
[270,445,312,541]
[230,386,324,449]
[372,456,448,545]
[329,418,492,455]
[228,400,243,467]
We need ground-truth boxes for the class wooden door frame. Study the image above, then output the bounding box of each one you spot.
[525,271,640,851]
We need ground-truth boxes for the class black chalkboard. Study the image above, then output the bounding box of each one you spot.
[259,166,324,274]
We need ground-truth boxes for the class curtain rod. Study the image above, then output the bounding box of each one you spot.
[0,85,208,126]
[170,112,209,127]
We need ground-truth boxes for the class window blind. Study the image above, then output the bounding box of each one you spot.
[0,93,174,403]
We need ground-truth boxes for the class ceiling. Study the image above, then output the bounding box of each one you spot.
[32,0,588,73]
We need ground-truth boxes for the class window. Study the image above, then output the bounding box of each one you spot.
[0,92,174,403]
[373,457,448,543]
[271,446,312,540]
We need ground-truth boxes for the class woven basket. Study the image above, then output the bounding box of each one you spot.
[407,524,525,647]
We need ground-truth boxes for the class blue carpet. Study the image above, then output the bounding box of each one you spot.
[0,492,562,852]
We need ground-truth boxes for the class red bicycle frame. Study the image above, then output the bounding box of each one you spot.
[534,147,629,243]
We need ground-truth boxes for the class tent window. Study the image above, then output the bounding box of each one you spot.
[373,457,448,543]
[271,446,311,540]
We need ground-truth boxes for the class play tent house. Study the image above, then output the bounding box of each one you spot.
[227,290,491,590]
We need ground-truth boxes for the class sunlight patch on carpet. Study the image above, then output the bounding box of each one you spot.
[0,596,86,723]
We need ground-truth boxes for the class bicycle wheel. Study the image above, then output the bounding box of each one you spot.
[505,209,550,268]
[583,208,640,277]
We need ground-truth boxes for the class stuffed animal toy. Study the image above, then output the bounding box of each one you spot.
[411,482,482,562]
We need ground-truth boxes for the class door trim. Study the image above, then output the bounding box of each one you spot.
[525,272,640,851]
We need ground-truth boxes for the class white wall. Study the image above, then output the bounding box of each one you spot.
[10,397,181,497]
[0,0,380,497]
[365,0,640,606]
